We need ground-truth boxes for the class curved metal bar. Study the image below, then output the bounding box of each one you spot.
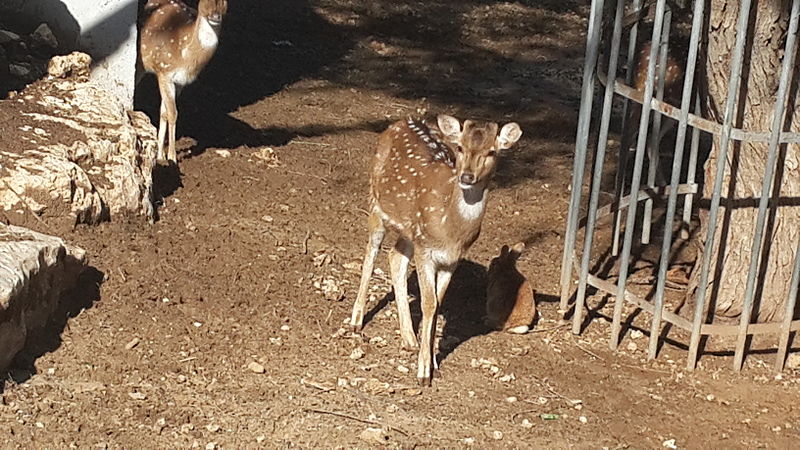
[596,70,800,144]
[571,188,800,340]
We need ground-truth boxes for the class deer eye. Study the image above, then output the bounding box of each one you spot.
[486,150,497,157]
[456,146,464,153]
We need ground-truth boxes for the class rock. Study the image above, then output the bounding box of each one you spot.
[8,63,31,79]
[0,30,20,45]
[359,427,389,445]
[0,224,86,372]
[247,362,265,374]
[47,52,91,79]
[32,24,58,49]
[786,352,800,369]
[1,56,157,229]
[349,347,365,360]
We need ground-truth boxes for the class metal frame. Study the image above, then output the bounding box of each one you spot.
[560,0,800,371]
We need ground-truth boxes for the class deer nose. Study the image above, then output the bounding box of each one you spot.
[459,172,476,185]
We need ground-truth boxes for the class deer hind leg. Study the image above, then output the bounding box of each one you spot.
[156,91,168,162]
[431,266,454,371]
[350,208,386,331]
[390,237,417,350]
[415,253,439,386]
[157,75,178,163]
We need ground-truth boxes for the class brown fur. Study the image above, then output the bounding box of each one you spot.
[486,242,536,333]
[138,0,228,162]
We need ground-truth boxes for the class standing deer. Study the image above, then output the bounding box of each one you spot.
[350,114,522,386]
[138,0,228,163]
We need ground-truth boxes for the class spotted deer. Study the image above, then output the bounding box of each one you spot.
[350,114,522,386]
[627,40,686,154]
[138,0,228,163]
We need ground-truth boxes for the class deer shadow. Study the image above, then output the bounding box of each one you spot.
[359,259,491,365]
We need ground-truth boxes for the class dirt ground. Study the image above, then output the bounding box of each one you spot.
[3,1,800,448]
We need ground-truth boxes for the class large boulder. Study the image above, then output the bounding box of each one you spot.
[0,52,157,231]
[0,223,86,372]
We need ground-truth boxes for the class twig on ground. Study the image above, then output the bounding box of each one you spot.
[303,408,409,436]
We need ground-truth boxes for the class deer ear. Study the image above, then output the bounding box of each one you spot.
[437,114,462,141]
[500,245,510,257]
[510,242,525,257]
[496,122,522,150]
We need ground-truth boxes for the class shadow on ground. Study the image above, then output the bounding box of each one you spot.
[2,266,103,391]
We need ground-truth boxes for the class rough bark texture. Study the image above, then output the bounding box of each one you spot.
[0,224,86,372]
[0,52,157,230]
[692,0,799,321]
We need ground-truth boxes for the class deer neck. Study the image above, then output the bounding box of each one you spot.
[447,181,488,228]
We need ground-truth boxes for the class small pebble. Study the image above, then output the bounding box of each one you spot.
[492,430,503,440]
[350,348,365,360]
[521,419,533,429]
[248,362,266,374]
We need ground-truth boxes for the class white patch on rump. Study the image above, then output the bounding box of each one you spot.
[198,17,219,49]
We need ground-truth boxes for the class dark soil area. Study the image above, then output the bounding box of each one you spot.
[2,1,799,448]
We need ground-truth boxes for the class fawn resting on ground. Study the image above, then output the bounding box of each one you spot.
[350,114,522,386]
[139,0,228,163]
[486,242,536,334]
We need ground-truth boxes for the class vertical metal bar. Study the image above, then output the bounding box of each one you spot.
[648,0,706,360]
[559,0,607,316]
[681,94,702,239]
[776,238,800,372]
[687,0,754,371]
[610,0,668,350]
[573,0,628,335]
[734,0,800,371]
[641,8,672,245]
[611,0,644,257]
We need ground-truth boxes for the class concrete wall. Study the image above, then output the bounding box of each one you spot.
[2,0,138,108]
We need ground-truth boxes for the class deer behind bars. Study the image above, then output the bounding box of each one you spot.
[139,0,228,163]
[350,115,522,386]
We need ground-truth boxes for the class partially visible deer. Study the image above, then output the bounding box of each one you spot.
[350,114,522,386]
[629,40,685,144]
[486,242,536,334]
[138,0,228,163]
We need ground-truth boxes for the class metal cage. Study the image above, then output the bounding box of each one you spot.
[559,0,800,371]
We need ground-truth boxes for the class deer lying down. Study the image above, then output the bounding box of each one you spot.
[350,114,522,386]
[139,0,228,163]
[486,242,536,334]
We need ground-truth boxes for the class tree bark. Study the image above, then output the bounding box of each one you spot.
[690,0,800,322]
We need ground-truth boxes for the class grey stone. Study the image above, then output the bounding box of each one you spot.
[32,23,58,49]
[0,30,21,45]
[8,62,30,78]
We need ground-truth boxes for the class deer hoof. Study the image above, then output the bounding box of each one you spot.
[401,339,419,352]
[417,376,432,387]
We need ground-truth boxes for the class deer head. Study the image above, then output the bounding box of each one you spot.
[436,114,522,189]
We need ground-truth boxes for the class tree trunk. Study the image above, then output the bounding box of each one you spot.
[690,0,800,322]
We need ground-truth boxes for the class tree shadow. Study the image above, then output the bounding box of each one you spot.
[2,265,103,392]
[134,0,355,158]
